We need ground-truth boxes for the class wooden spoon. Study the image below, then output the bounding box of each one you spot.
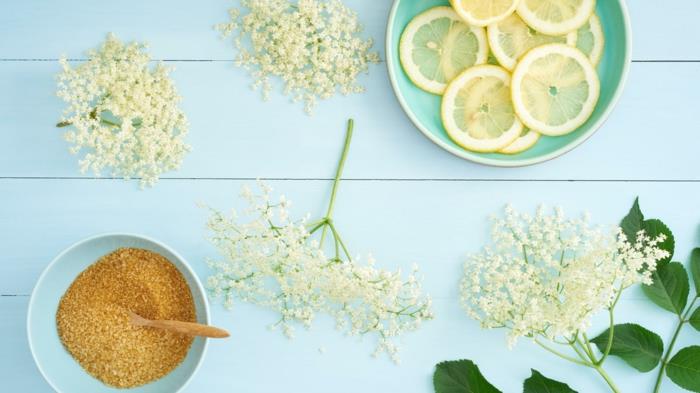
[128,311,230,338]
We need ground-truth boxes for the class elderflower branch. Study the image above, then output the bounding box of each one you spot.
[205,120,432,362]
[461,206,668,392]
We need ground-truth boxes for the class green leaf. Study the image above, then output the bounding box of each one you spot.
[641,219,675,264]
[691,248,700,296]
[434,360,501,393]
[590,323,663,372]
[690,308,700,332]
[620,197,644,243]
[666,346,700,392]
[523,370,577,393]
[643,261,689,315]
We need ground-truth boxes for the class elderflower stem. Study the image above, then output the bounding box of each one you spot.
[534,338,593,367]
[575,335,621,393]
[653,296,699,393]
[329,222,352,260]
[320,119,354,247]
[598,291,622,366]
[536,337,620,393]
[570,339,592,363]
[581,333,598,362]
[593,364,622,393]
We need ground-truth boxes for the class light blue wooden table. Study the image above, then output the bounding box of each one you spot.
[2,1,699,392]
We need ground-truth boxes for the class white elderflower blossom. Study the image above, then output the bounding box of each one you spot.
[206,182,433,362]
[56,34,189,186]
[215,0,380,114]
[461,205,669,348]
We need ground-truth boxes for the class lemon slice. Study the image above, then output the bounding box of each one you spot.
[575,13,605,66]
[487,13,577,71]
[511,43,600,136]
[400,6,488,95]
[498,128,540,154]
[442,65,523,152]
[517,0,596,35]
[450,0,520,27]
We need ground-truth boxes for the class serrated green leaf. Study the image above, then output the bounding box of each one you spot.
[590,323,663,372]
[667,346,700,392]
[434,360,501,393]
[691,248,700,296]
[690,308,700,332]
[641,219,674,264]
[643,261,689,315]
[620,198,644,243]
[523,370,577,393]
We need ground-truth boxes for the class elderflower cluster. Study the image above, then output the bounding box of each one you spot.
[215,0,381,114]
[206,182,433,362]
[56,34,189,186]
[461,205,669,348]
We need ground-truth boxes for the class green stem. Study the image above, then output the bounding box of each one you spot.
[308,219,327,235]
[653,296,699,393]
[536,336,620,393]
[100,117,121,127]
[598,307,616,365]
[56,117,121,128]
[319,119,354,247]
[570,339,592,363]
[593,364,622,393]
[598,290,622,366]
[324,119,354,220]
[328,222,352,260]
[581,334,598,362]
[535,338,594,367]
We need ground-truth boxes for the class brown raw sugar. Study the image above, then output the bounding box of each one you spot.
[56,247,196,388]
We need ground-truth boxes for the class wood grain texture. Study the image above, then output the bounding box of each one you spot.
[3,294,695,393]
[1,61,700,180]
[1,0,699,392]
[0,0,697,60]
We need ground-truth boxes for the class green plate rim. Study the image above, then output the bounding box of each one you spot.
[385,0,633,167]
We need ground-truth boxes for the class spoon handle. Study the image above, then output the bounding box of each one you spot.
[129,311,229,338]
[144,319,230,338]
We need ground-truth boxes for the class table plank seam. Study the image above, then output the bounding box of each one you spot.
[1,177,699,183]
[1,58,699,63]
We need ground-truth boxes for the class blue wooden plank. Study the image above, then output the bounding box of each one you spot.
[2,295,694,392]
[1,61,700,180]
[3,178,699,295]
[0,0,386,60]
[0,0,695,60]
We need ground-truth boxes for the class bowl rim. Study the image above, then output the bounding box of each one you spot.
[26,232,211,393]
[385,0,633,167]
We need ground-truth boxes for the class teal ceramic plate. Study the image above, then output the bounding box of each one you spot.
[386,0,631,166]
[27,233,209,393]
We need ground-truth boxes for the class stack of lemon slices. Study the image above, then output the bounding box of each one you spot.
[399,0,604,154]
